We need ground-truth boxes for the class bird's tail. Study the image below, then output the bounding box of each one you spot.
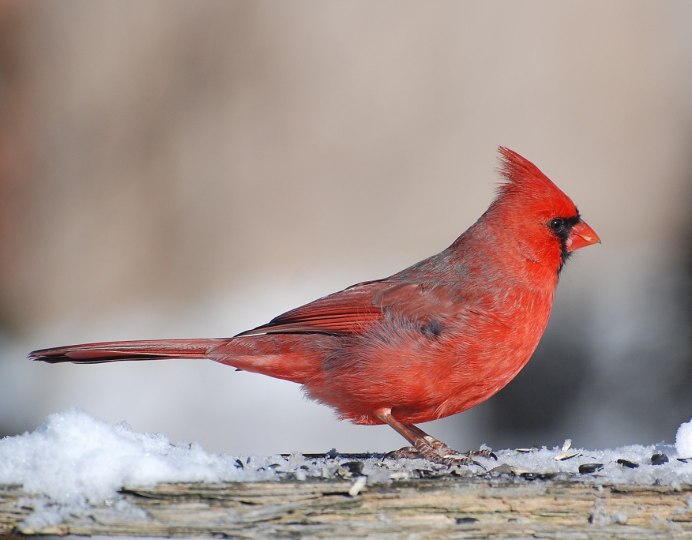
[29,334,325,385]
[29,339,221,364]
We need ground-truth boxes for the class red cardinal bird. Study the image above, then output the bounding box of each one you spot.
[31,147,599,463]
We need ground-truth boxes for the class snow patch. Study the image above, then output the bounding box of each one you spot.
[676,419,692,458]
[1,409,691,529]
[0,408,269,504]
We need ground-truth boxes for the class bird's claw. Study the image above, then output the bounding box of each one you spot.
[466,448,498,461]
[387,441,494,468]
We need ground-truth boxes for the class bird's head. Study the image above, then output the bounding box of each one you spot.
[488,147,600,274]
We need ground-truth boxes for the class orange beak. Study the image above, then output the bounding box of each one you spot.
[566,220,600,252]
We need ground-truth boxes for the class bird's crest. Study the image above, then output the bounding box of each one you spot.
[495,146,576,215]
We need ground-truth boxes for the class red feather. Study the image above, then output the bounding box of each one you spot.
[236,280,386,336]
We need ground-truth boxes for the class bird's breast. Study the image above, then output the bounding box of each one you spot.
[307,284,555,425]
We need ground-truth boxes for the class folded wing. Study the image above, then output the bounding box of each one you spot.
[236,279,459,336]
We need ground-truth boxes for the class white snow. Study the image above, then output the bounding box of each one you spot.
[1,409,691,529]
[676,419,692,458]
[0,409,275,504]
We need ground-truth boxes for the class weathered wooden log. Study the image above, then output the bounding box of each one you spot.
[1,476,690,538]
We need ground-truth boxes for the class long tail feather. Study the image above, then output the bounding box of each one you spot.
[29,339,221,364]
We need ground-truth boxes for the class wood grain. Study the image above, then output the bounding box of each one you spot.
[2,477,690,538]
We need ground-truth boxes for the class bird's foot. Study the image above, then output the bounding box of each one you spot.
[388,437,495,467]
[373,409,496,467]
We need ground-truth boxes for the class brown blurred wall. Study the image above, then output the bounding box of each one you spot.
[0,1,690,452]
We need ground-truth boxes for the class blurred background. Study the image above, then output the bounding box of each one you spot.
[0,1,690,455]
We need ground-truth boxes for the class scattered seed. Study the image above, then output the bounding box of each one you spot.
[651,453,669,466]
[521,471,558,481]
[486,463,515,477]
[554,438,582,461]
[348,475,367,497]
[341,461,364,476]
[578,463,604,474]
[554,451,581,461]
[456,517,478,524]
[538,472,559,480]
[616,459,639,469]
[516,447,538,453]
[520,472,539,480]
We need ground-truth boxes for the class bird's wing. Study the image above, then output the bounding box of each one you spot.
[235,279,458,336]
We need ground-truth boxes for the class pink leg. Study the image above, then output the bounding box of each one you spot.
[374,408,493,465]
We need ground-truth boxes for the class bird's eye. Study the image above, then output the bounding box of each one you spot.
[548,218,566,234]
